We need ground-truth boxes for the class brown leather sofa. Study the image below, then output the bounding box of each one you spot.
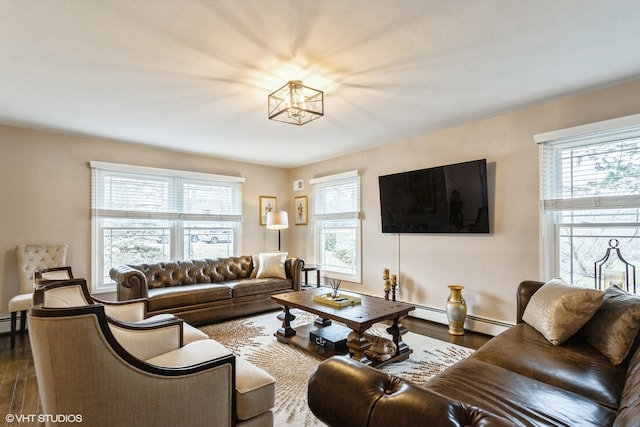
[308,280,640,427]
[110,255,304,325]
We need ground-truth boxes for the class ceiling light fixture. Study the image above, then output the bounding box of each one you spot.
[268,80,323,126]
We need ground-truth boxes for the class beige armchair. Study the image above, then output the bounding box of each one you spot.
[8,244,68,348]
[30,278,276,427]
[32,270,209,345]
[29,278,237,427]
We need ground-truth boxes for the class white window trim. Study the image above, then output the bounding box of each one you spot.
[90,162,244,293]
[311,170,362,283]
[535,113,640,281]
[308,169,358,185]
[534,113,640,145]
[88,161,246,184]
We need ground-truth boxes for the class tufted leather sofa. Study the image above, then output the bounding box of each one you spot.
[110,256,304,325]
[308,280,640,427]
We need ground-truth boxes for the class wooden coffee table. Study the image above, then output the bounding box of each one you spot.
[271,288,415,367]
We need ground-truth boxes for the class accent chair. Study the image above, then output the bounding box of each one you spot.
[28,278,237,427]
[8,244,68,348]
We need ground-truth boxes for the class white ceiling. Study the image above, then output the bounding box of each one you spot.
[1,1,640,168]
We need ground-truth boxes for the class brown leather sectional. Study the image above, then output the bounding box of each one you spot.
[308,280,640,426]
[110,255,304,325]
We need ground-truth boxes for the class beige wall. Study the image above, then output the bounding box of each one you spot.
[2,78,640,333]
[287,78,640,331]
[0,127,290,320]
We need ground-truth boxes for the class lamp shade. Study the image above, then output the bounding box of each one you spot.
[266,211,289,230]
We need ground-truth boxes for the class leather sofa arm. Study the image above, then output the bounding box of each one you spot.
[516,280,545,323]
[285,257,304,291]
[308,357,514,427]
[110,265,148,301]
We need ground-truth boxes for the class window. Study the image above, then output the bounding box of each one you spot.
[310,170,361,282]
[536,114,640,290]
[90,161,244,292]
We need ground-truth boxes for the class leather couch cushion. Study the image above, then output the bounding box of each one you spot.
[135,257,253,289]
[615,346,640,427]
[229,278,293,299]
[581,285,640,365]
[522,278,604,345]
[148,284,232,311]
[426,358,618,427]
[471,323,626,408]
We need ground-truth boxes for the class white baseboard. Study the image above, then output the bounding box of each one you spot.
[0,305,513,338]
[410,305,512,337]
[0,316,14,335]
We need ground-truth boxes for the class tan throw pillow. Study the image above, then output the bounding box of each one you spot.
[581,285,640,365]
[256,252,287,279]
[522,278,604,345]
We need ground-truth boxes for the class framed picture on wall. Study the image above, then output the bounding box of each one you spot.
[294,195,308,225]
[259,196,277,226]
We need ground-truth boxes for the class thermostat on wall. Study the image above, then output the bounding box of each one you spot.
[293,179,304,191]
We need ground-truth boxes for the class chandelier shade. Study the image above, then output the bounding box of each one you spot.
[268,80,324,126]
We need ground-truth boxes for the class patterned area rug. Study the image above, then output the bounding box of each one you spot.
[200,310,473,427]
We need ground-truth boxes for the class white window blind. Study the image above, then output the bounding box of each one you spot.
[90,162,243,221]
[310,170,361,220]
[89,161,244,292]
[535,114,640,287]
[310,170,362,282]
[539,130,640,210]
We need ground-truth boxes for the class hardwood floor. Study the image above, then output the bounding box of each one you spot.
[403,317,492,350]
[0,333,41,426]
[0,316,490,425]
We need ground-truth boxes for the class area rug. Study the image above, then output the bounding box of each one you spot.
[200,310,474,427]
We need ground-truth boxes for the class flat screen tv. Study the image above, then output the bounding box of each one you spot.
[379,159,489,233]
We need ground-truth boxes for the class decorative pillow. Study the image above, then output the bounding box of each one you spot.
[256,252,287,279]
[581,285,640,365]
[249,254,259,279]
[522,278,604,345]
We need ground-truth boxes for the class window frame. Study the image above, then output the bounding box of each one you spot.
[536,113,640,284]
[310,170,362,283]
[90,161,244,293]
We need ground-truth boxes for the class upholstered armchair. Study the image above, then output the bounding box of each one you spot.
[34,276,209,345]
[29,279,237,427]
[8,244,68,348]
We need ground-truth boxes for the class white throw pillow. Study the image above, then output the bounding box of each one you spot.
[256,252,287,279]
[522,278,604,345]
[250,254,259,279]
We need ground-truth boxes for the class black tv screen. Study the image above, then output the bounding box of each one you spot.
[379,159,489,233]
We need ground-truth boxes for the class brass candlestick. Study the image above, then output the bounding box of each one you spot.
[390,274,397,302]
[383,268,390,300]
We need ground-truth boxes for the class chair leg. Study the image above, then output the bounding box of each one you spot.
[10,311,17,349]
[19,310,27,335]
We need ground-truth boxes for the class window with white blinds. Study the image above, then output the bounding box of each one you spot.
[310,170,362,282]
[90,161,244,292]
[536,114,640,289]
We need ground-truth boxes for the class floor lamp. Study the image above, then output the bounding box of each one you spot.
[266,211,289,251]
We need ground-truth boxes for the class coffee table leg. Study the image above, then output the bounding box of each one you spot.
[276,306,296,338]
[386,316,410,355]
[346,331,372,365]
